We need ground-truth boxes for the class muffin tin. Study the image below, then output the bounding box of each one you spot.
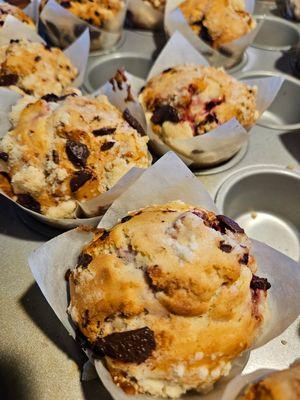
[0,1,300,399]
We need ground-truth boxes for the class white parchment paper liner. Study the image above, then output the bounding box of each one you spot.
[0,15,89,87]
[0,77,149,228]
[133,32,283,167]
[127,0,164,30]
[164,0,262,69]
[28,151,300,399]
[40,0,127,52]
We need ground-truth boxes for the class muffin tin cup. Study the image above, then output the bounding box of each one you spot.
[215,165,300,261]
[237,70,300,131]
[127,0,164,30]
[28,152,300,400]
[253,14,300,50]
[164,0,261,69]
[0,84,147,229]
[40,0,127,52]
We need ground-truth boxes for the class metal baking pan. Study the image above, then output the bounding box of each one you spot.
[0,1,299,399]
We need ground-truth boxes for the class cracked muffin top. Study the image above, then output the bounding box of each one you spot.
[0,90,151,219]
[238,364,300,400]
[0,2,35,28]
[0,38,77,97]
[40,0,125,29]
[179,0,256,49]
[68,201,270,398]
[139,64,258,142]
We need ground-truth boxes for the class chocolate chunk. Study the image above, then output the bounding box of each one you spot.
[0,73,18,86]
[94,327,156,363]
[217,215,244,234]
[151,105,180,125]
[92,127,116,136]
[0,152,8,162]
[125,85,134,102]
[66,140,90,167]
[41,93,60,102]
[100,230,109,240]
[121,215,132,223]
[239,253,249,265]
[17,194,41,213]
[219,241,232,253]
[82,309,89,328]
[61,0,71,7]
[100,141,115,151]
[77,253,93,269]
[70,170,92,192]
[123,108,146,136]
[250,275,271,291]
[162,67,173,74]
[52,150,59,164]
[205,98,223,112]
[200,24,213,45]
[34,56,41,62]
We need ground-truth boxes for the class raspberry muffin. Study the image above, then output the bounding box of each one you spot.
[0,91,151,219]
[0,2,35,28]
[179,0,256,49]
[139,65,258,141]
[68,201,270,397]
[0,38,78,97]
[239,364,300,400]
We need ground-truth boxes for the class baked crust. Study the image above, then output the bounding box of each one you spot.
[68,201,269,397]
[0,91,151,218]
[139,64,258,141]
[179,0,256,49]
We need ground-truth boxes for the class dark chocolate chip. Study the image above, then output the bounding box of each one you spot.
[200,24,213,45]
[0,73,18,86]
[239,253,249,265]
[250,275,271,291]
[219,241,232,253]
[10,39,19,44]
[70,170,92,192]
[52,150,59,164]
[61,0,71,7]
[77,253,93,269]
[41,93,60,102]
[92,127,116,136]
[121,215,132,223]
[34,56,41,62]
[94,327,156,363]
[100,230,109,240]
[217,215,244,234]
[205,98,223,112]
[66,140,90,167]
[162,67,173,74]
[0,21,4,27]
[82,309,89,328]
[0,152,8,162]
[17,194,41,213]
[100,141,115,151]
[123,108,146,136]
[150,105,180,125]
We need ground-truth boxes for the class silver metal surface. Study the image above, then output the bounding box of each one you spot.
[1,1,300,399]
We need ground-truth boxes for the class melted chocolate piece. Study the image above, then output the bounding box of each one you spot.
[239,253,249,265]
[66,140,90,167]
[123,108,146,136]
[94,327,156,363]
[70,170,92,192]
[219,241,232,253]
[77,253,93,269]
[17,194,41,213]
[0,73,18,86]
[34,56,41,62]
[162,67,174,74]
[205,98,223,112]
[121,215,132,223]
[100,230,109,240]
[100,141,115,151]
[0,152,8,162]
[250,275,271,291]
[92,127,116,136]
[216,215,244,234]
[41,93,60,102]
[52,150,59,164]
[151,105,180,125]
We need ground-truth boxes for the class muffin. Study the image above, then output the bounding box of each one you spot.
[142,0,165,12]
[0,2,35,28]
[139,65,258,141]
[0,91,151,219]
[238,364,300,400]
[40,0,125,29]
[0,38,78,97]
[179,0,256,49]
[68,201,270,397]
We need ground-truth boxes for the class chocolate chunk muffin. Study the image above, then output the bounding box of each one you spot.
[139,64,258,141]
[179,0,256,49]
[41,0,125,29]
[0,38,77,96]
[0,2,35,28]
[238,364,300,400]
[0,91,151,218]
[68,201,270,397]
